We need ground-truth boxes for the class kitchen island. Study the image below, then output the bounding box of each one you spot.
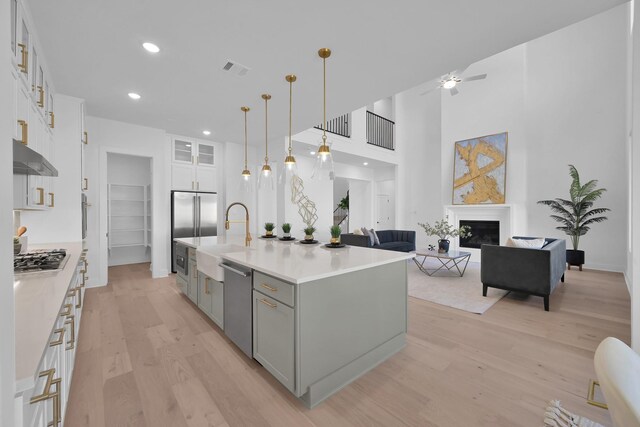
[174,236,413,408]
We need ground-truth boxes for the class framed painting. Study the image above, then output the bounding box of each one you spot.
[452,132,508,205]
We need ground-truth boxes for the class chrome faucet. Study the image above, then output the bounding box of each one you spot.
[225,202,252,247]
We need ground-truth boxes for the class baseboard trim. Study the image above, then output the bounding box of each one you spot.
[153,269,169,278]
[580,263,625,273]
[623,271,631,295]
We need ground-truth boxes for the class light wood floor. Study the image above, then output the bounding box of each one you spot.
[65,263,630,427]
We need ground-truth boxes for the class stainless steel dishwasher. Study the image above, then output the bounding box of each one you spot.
[220,262,253,358]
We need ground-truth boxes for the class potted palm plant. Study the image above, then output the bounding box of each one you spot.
[330,225,342,245]
[281,223,292,238]
[538,164,609,270]
[264,222,275,237]
[418,217,471,253]
[304,226,316,242]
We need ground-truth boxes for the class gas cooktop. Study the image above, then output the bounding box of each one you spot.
[14,249,69,274]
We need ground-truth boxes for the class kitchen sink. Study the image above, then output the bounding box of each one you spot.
[196,244,249,281]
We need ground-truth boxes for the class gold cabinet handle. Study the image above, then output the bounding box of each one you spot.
[48,192,54,208]
[30,369,61,426]
[259,298,277,308]
[49,328,65,347]
[37,85,44,108]
[17,119,28,145]
[60,304,72,317]
[17,43,28,73]
[68,288,77,298]
[75,287,82,309]
[204,277,210,294]
[49,111,55,128]
[196,156,199,165]
[83,178,88,191]
[65,315,75,350]
[260,283,277,292]
[83,131,88,145]
[192,181,195,190]
[36,187,44,205]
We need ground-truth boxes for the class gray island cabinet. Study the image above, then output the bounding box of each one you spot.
[174,237,412,409]
[250,260,408,408]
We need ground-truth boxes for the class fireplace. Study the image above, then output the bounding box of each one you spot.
[459,220,500,249]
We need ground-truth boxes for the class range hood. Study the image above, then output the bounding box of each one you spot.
[13,139,58,177]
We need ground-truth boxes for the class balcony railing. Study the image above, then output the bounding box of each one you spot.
[366,111,395,150]
[315,113,350,138]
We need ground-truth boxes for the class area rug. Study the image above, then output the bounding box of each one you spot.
[544,400,604,427]
[407,259,508,314]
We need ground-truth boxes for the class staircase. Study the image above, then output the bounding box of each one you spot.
[333,191,349,229]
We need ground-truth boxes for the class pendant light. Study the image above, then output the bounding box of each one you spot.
[281,74,298,181]
[240,106,252,192]
[312,48,335,181]
[258,93,274,190]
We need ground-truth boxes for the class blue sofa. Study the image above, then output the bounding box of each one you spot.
[340,230,416,252]
[481,237,566,311]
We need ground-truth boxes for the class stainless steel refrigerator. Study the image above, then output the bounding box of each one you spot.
[171,191,217,272]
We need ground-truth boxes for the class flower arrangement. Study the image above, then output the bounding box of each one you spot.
[418,217,471,253]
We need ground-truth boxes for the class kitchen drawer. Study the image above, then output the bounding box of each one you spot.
[176,274,187,294]
[253,271,294,307]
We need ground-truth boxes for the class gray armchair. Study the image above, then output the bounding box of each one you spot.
[481,237,566,311]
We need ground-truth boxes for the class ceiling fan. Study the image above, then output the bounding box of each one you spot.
[420,69,487,96]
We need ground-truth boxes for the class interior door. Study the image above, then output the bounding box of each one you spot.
[376,194,392,230]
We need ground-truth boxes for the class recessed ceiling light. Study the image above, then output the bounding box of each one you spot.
[142,42,160,53]
[363,162,369,166]
[310,151,316,155]
[128,92,141,100]
[202,130,211,136]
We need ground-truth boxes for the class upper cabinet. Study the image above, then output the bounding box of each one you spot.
[11,0,57,211]
[171,137,218,192]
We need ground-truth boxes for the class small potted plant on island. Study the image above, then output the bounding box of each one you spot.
[281,223,292,239]
[538,164,610,271]
[418,217,471,253]
[264,222,276,238]
[304,226,316,242]
[330,225,342,245]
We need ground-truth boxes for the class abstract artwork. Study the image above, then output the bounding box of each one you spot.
[290,175,318,227]
[453,132,508,205]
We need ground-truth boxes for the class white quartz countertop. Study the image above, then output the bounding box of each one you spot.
[14,242,83,390]
[173,236,224,249]
[182,236,414,284]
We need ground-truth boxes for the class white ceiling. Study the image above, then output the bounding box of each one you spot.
[28,0,626,146]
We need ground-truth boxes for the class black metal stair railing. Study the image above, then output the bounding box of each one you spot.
[366,111,395,150]
[314,113,351,138]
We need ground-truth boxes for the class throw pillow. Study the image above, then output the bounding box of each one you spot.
[353,228,363,235]
[371,229,381,246]
[507,237,545,249]
[361,228,373,246]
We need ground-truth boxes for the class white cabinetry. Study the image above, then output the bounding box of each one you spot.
[15,251,87,427]
[11,0,57,212]
[171,137,218,192]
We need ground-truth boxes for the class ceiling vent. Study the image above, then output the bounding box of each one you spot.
[222,60,250,77]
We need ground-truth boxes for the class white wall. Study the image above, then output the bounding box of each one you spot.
[436,5,629,271]
[85,116,170,286]
[395,83,443,250]
[348,180,372,232]
[525,4,629,272]
[107,153,151,266]
[631,0,640,352]
[20,95,83,244]
[1,0,16,422]
[441,44,528,238]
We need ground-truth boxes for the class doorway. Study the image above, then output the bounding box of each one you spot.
[106,153,152,267]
